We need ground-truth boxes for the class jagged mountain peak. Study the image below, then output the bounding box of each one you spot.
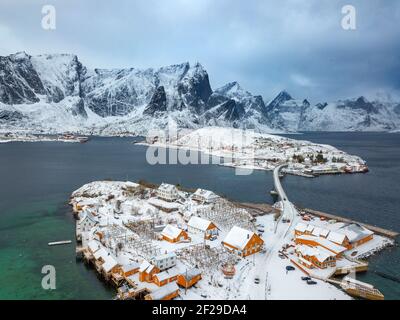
[275,90,293,102]
[1,51,399,134]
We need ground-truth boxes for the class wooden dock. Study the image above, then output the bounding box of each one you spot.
[302,207,399,239]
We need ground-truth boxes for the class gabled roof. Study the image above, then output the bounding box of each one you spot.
[295,222,307,233]
[102,255,118,273]
[339,223,374,243]
[187,216,214,231]
[223,226,263,250]
[181,267,201,281]
[158,183,178,192]
[152,252,177,262]
[88,239,101,253]
[161,224,184,239]
[305,224,314,233]
[154,267,180,282]
[296,244,335,263]
[296,234,347,255]
[121,262,140,273]
[193,189,219,201]
[139,260,151,273]
[327,231,347,244]
[148,282,179,300]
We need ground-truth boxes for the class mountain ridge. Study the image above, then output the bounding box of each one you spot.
[0,51,399,135]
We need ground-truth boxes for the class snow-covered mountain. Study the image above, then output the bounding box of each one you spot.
[0,51,399,135]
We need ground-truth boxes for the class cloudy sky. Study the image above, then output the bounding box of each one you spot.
[1,0,399,102]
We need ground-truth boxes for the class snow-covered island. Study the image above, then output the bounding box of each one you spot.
[141,127,369,176]
[70,180,394,300]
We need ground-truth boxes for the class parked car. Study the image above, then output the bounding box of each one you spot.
[307,280,317,285]
[301,276,311,281]
[286,266,295,271]
[254,276,260,284]
[209,236,218,241]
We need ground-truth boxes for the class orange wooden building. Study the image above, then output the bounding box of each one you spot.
[295,235,347,257]
[152,267,180,287]
[161,224,189,243]
[222,226,264,257]
[177,268,202,288]
[187,216,219,240]
[145,282,180,300]
[120,263,140,278]
[138,260,160,282]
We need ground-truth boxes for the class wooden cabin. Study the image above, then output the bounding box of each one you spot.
[222,226,264,257]
[138,260,160,283]
[177,268,202,288]
[187,216,219,240]
[295,245,337,269]
[120,262,140,278]
[327,231,351,249]
[295,234,347,257]
[145,282,180,300]
[338,223,374,249]
[161,224,189,243]
[152,267,180,287]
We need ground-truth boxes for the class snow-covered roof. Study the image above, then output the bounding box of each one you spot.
[148,198,180,209]
[88,239,101,253]
[296,245,335,263]
[147,282,179,300]
[339,224,374,243]
[102,255,118,273]
[121,262,140,273]
[93,247,108,260]
[297,235,347,254]
[306,224,314,233]
[187,216,214,231]
[327,231,347,244]
[158,183,178,192]
[154,267,180,282]
[295,222,307,233]
[181,267,201,281]
[161,224,184,239]
[223,226,261,250]
[139,260,155,273]
[192,188,219,201]
[152,252,176,262]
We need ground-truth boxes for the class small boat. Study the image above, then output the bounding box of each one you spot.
[48,240,72,246]
[77,136,89,143]
[270,190,279,196]
[340,276,384,300]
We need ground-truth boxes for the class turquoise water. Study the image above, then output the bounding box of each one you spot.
[0,133,398,299]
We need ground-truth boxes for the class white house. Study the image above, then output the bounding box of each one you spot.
[150,252,177,271]
[187,216,219,239]
[79,210,99,233]
[191,188,219,204]
[156,183,179,201]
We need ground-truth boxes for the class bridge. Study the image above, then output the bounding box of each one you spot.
[273,164,297,235]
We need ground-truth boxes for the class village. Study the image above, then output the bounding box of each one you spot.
[70,179,395,301]
[143,127,369,177]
